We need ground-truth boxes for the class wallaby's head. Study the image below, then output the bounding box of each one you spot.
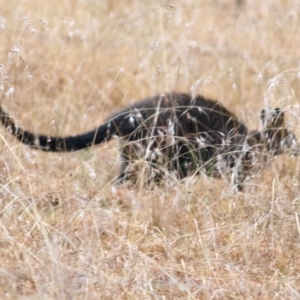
[260,108,297,155]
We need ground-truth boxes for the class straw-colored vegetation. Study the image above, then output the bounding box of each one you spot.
[1,0,300,298]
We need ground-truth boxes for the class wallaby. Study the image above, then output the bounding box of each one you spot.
[0,92,296,190]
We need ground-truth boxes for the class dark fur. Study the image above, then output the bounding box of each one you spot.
[0,92,296,190]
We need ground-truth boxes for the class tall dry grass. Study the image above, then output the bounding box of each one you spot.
[0,0,300,298]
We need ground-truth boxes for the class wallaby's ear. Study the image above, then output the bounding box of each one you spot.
[260,108,266,123]
[274,108,281,114]
[272,108,284,126]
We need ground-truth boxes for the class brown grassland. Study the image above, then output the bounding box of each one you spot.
[1,0,300,299]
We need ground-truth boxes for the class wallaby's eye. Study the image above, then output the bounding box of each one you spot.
[245,151,252,160]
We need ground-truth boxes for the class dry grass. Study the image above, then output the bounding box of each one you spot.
[1,0,300,298]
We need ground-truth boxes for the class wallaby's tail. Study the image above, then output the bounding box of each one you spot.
[0,105,129,152]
